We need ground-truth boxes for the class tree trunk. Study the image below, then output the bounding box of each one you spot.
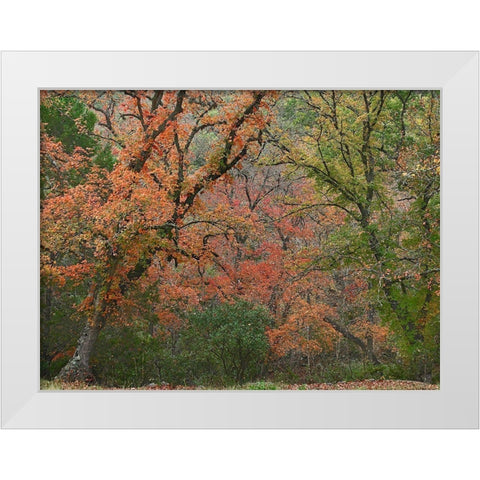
[366,334,375,363]
[56,318,102,383]
[366,304,377,363]
[325,317,380,365]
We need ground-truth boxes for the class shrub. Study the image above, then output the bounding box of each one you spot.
[91,326,160,387]
[184,300,272,385]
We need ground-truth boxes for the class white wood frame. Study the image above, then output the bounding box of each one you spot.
[1,51,478,428]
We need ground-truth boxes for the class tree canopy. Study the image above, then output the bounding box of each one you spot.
[40,89,440,388]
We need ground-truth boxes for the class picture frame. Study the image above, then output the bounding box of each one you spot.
[1,51,478,428]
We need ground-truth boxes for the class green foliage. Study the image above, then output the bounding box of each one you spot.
[40,283,85,379]
[40,356,69,380]
[94,143,116,171]
[87,301,273,388]
[41,95,116,172]
[246,380,278,390]
[41,96,97,153]
[91,326,160,387]
[281,97,317,130]
[184,300,272,385]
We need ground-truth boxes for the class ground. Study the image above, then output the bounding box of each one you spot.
[40,379,439,390]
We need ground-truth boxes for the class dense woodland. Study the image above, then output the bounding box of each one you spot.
[40,90,440,389]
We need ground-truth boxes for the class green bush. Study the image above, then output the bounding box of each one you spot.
[91,326,160,387]
[89,300,273,388]
[184,300,272,385]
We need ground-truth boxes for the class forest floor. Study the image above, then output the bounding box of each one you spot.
[41,379,439,390]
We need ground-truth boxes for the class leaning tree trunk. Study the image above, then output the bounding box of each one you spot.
[325,317,380,365]
[56,318,102,383]
[56,257,119,383]
[56,282,107,383]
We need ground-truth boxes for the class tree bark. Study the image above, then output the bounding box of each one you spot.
[56,316,102,383]
[325,317,380,365]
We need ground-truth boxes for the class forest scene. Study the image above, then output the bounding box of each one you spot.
[40,90,440,390]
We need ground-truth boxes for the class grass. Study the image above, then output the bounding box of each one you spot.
[245,380,278,390]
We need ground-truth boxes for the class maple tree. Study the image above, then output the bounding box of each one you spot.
[42,90,273,381]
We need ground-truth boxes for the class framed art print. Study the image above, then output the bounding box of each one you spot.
[1,51,478,428]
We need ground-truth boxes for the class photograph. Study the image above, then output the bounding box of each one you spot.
[40,89,440,391]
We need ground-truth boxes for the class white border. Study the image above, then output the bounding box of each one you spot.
[1,51,478,428]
